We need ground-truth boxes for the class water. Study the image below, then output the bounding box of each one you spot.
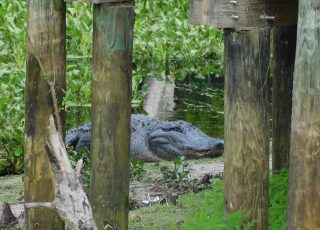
[67,78,225,139]
[143,77,224,139]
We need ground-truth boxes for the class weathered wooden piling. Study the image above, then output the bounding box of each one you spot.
[287,0,320,228]
[90,3,134,229]
[25,0,66,229]
[224,29,270,229]
[272,26,296,173]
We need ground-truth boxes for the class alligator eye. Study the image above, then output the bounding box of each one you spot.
[163,127,184,133]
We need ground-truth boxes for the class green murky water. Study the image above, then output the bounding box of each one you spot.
[173,80,224,139]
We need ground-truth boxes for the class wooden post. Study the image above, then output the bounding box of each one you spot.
[272,26,296,173]
[287,0,320,228]
[90,3,133,230]
[224,29,270,229]
[25,0,66,229]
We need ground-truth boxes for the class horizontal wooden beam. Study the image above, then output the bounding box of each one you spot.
[189,0,298,29]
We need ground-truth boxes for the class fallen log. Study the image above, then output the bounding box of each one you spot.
[24,116,97,230]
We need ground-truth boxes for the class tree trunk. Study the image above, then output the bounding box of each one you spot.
[90,3,134,230]
[272,26,296,173]
[25,0,66,229]
[287,0,320,228]
[224,29,270,229]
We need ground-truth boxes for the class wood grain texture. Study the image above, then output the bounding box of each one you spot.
[25,0,66,229]
[224,29,270,229]
[271,26,296,173]
[189,0,298,29]
[91,4,133,230]
[287,0,320,228]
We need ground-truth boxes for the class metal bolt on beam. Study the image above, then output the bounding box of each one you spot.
[231,15,239,20]
[260,15,276,21]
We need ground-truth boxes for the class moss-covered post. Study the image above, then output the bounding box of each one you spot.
[25,0,66,229]
[90,2,134,229]
[224,29,270,229]
[287,0,320,228]
[272,26,296,173]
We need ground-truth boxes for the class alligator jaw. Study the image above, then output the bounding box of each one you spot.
[185,140,224,159]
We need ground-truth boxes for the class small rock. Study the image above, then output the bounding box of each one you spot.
[130,214,141,222]
[164,192,178,205]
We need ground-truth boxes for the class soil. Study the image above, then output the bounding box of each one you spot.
[129,158,224,207]
[0,157,224,229]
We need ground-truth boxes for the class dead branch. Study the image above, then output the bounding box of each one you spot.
[48,81,63,135]
[75,159,84,178]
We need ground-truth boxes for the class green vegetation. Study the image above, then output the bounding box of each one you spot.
[130,158,146,179]
[269,169,289,230]
[0,1,26,175]
[0,0,223,175]
[160,156,190,188]
[134,0,224,80]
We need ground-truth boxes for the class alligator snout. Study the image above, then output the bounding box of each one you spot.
[195,138,224,151]
[215,141,224,149]
[209,140,224,157]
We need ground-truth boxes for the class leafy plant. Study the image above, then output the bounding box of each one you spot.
[0,0,26,175]
[134,0,224,80]
[130,158,146,179]
[160,156,190,189]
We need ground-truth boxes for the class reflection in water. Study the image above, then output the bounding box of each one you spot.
[143,77,176,119]
[143,77,224,139]
[173,81,224,139]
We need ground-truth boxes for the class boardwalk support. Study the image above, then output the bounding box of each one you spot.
[90,2,134,229]
[224,29,270,229]
[287,0,320,228]
[25,0,66,229]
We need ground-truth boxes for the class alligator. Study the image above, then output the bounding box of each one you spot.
[66,114,224,161]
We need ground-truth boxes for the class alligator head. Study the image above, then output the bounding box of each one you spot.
[130,115,224,161]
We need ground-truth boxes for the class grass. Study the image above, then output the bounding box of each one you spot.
[129,204,185,230]
[0,175,23,203]
[128,169,289,230]
[128,181,253,230]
